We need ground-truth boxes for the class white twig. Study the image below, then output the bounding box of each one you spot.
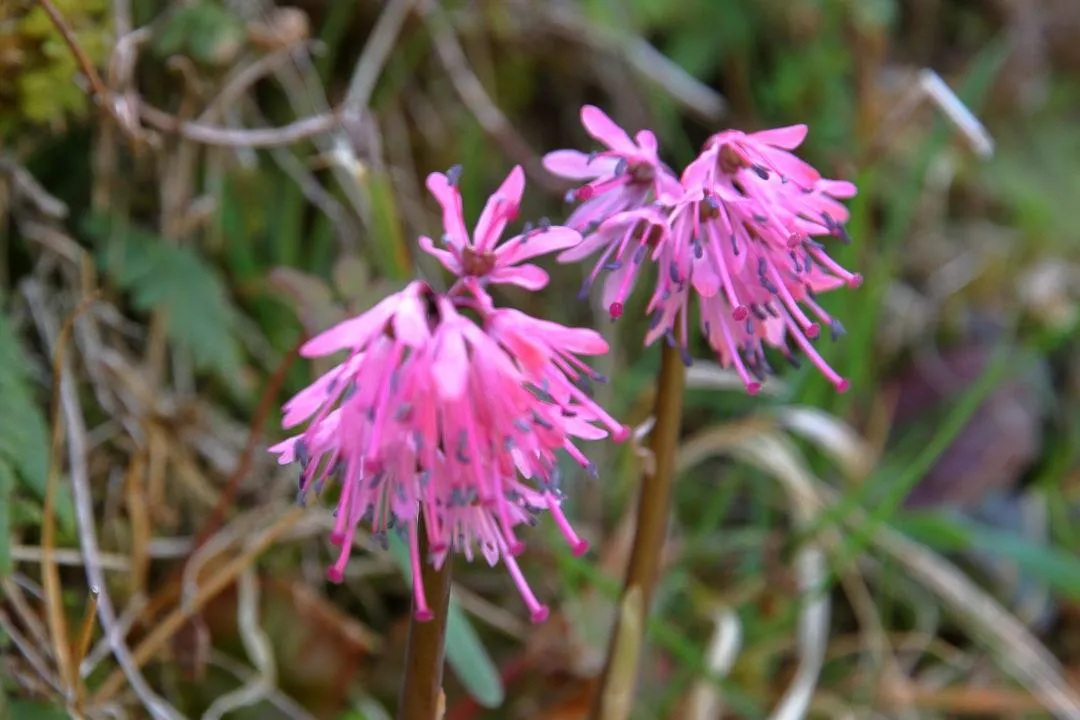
[919,69,995,158]
[0,609,65,693]
[201,570,275,720]
[343,0,416,113]
[209,651,317,720]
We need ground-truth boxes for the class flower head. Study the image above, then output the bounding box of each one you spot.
[271,280,627,622]
[543,105,682,232]
[419,165,583,290]
[551,107,862,394]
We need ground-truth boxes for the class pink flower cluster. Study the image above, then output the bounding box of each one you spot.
[272,106,859,622]
[545,106,861,394]
[271,165,628,622]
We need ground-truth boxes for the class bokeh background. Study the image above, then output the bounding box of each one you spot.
[2,0,1080,718]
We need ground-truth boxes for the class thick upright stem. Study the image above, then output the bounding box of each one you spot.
[398,529,453,720]
[590,342,685,720]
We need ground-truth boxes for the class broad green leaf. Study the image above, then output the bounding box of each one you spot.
[387,536,505,708]
[0,307,75,531]
[82,214,245,381]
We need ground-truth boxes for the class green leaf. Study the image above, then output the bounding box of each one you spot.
[82,214,245,381]
[961,519,1080,603]
[892,510,973,552]
[0,307,75,532]
[0,463,14,576]
[7,700,70,720]
[361,169,410,281]
[387,536,505,708]
[443,594,505,708]
[896,510,1080,602]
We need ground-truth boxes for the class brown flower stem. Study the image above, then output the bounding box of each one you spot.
[590,342,685,720]
[398,526,453,720]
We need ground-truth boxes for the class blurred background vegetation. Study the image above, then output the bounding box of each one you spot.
[2,0,1080,718]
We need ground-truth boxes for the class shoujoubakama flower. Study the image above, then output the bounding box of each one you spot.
[271,277,628,622]
[419,164,583,290]
[551,108,862,394]
[543,105,682,232]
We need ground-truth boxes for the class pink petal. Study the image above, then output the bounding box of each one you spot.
[691,258,721,298]
[634,129,658,155]
[496,227,582,265]
[488,264,549,291]
[762,149,820,186]
[681,148,718,188]
[750,124,808,150]
[817,179,857,198]
[392,290,431,347]
[600,262,638,312]
[561,417,608,440]
[535,323,609,355]
[433,307,469,399]
[301,293,399,358]
[542,150,607,180]
[282,361,350,427]
[425,172,470,250]
[268,437,298,464]
[418,235,463,275]
[580,105,636,154]
[556,230,611,263]
[656,170,685,205]
[473,166,525,253]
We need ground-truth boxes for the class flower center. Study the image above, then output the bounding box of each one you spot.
[461,246,497,276]
[717,144,747,174]
[628,160,655,185]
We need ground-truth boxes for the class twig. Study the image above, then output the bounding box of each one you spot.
[33,0,111,102]
[209,650,318,720]
[247,101,358,247]
[421,1,563,193]
[139,105,340,147]
[72,586,100,709]
[27,284,187,720]
[40,292,99,704]
[199,49,305,125]
[80,594,147,678]
[202,570,275,720]
[193,339,301,548]
[541,5,726,122]
[398,523,453,720]
[10,540,191,570]
[89,506,307,707]
[590,342,685,720]
[344,0,417,113]
[0,577,51,651]
[0,157,69,219]
[0,610,65,695]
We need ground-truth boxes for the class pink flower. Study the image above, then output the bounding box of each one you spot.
[703,124,821,188]
[270,280,627,622]
[419,165,583,290]
[543,105,682,232]
[650,128,862,393]
[549,107,862,394]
